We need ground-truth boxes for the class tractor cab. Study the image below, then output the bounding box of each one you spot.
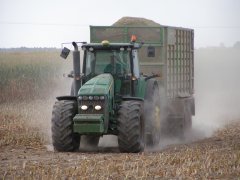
[55,37,161,153]
[81,41,141,97]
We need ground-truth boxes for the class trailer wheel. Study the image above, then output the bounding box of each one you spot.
[184,106,192,135]
[117,101,144,153]
[144,82,161,147]
[51,100,80,152]
[165,107,192,139]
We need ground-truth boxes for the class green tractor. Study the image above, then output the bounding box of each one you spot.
[51,40,162,153]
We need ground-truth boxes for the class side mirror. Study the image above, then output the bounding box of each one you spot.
[60,47,70,59]
[147,46,155,57]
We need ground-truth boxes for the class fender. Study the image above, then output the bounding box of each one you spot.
[136,77,159,99]
[56,96,77,101]
[122,96,144,101]
[144,78,159,99]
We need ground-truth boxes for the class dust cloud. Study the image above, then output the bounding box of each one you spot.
[26,60,72,146]
[193,47,240,137]
[26,77,72,145]
[151,47,240,150]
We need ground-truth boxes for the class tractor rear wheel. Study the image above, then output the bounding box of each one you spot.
[51,100,80,152]
[144,82,161,147]
[117,101,144,153]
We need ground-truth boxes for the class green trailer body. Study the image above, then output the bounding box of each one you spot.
[90,26,194,99]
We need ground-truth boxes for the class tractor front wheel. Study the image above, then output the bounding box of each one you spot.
[51,100,80,152]
[117,101,144,153]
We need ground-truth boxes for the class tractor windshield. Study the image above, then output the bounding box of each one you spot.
[85,49,131,76]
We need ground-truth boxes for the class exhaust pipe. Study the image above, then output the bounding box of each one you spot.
[72,42,81,96]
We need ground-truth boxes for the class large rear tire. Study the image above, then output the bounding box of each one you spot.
[117,101,144,153]
[51,100,80,152]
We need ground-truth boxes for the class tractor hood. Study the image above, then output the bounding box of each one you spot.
[78,74,114,96]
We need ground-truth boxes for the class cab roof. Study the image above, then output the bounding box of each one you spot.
[81,42,142,50]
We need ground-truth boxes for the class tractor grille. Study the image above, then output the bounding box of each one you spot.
[78,100,105,114]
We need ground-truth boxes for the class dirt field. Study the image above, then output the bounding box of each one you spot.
[0,102,240,179]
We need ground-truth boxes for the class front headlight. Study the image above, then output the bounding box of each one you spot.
[81,105,88,110]
[94,105,102,111]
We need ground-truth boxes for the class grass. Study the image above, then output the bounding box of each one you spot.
[0,50,70,103]
[0,49,72,148]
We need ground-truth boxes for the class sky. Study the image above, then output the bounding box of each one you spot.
[0,0,239,48]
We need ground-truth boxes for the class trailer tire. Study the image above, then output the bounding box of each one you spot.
[51,100,80,152]
[118,101,144,153]
[184,106,192,135]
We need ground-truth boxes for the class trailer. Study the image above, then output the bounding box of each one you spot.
[90,26,195,136]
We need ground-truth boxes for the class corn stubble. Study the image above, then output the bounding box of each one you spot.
[0,102,239,179]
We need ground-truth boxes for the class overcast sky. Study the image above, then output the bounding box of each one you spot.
[0,0,239,48]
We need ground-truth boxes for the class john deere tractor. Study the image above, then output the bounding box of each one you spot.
[51,40,161,153]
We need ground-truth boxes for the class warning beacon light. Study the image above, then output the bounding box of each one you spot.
[131,35,137,42]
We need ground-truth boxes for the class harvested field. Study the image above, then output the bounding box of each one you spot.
[0,99,240,179]
[0,103,240,179]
